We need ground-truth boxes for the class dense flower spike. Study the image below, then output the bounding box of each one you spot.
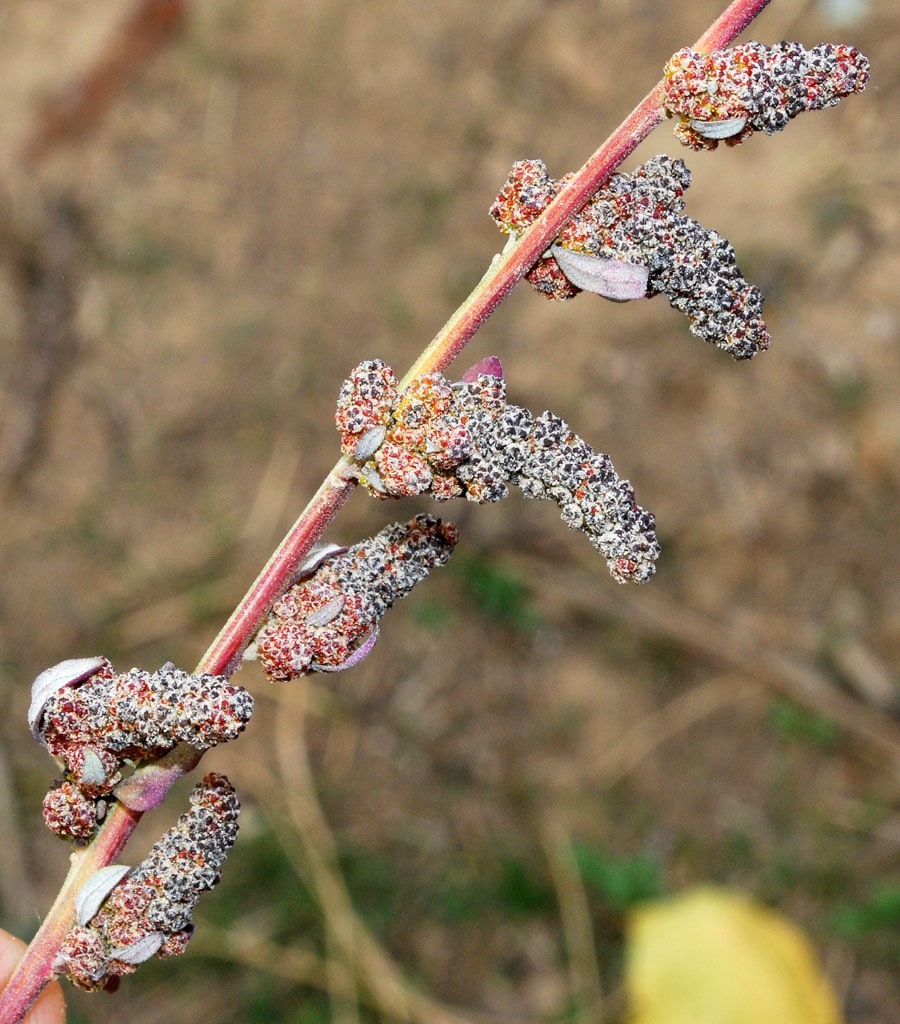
[490,156,768,358]
[663,42,869,150]
[38,662,253,793]
[335,359,400,456]
[57,774,240,991]
[42,780,104,843]
[33,661,252,839]
[335,362,660,583]
[250,514,459,681]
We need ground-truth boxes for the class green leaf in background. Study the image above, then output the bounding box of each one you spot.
[572,841,663,911]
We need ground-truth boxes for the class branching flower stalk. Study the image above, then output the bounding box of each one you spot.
[195,0,778,682]
[0,0,873,1018]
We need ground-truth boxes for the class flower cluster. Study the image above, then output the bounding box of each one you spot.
[663,42,869,150]
[335,361,659,583]
[249,514,459,681]
[32,659,252,841]
[490,155,767,359]
[57,774,239,992]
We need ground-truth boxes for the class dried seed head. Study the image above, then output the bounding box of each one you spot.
[490,155,768,358]
[37,662,252,839]
[334,360,659,584]
[42,780,101,843]
[58,774,239,992]
[253,515,458,682]
[334,358,399,455]
[39,663,253,798]
[664,42,869,150]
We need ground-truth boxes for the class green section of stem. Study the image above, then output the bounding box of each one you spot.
[0,1,775,1020]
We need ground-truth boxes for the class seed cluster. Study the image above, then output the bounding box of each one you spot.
[42,780,103,844]
[335,359,399,447]
[663,42,870,150]
[36,661,252,841]
[490,155,767,359]
[58,774,240,992]
[336,362,659,583]
[252,514,459,681]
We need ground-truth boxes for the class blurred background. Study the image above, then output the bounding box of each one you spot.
[0,0,898,1021]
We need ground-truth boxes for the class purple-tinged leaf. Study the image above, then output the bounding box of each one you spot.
[549,246,649,301]
[114,749,192,811]
[462,356,504,382]
[311,626,380,673]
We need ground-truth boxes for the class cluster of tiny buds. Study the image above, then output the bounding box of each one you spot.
[490,155,767,359]
[247,514,459,681]
[663,41,869,149]
[56,773,240,992]
[335,359,659,583]
[31,658,252,842]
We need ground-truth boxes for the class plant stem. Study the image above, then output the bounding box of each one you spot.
[0,803,140,1022]
[0,1,774,1019]
[195,457,357,677]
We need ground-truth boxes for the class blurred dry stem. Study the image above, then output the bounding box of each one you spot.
[272,685,489,1024]
[0,201,82,489]
[275,686,362,1024]
[21,0,186,168]
[0,736,33,927]
[539,813,603,1022]
[528,557,900,779]
[584,673,767,790]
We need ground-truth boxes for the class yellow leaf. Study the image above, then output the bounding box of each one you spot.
[626,886,843,1024]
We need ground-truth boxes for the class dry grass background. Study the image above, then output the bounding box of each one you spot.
[0,0,898,1021]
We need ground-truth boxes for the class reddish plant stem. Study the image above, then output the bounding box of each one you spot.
[0,2,774,1020]
[0,803,140,1022]
[195,458,357,677]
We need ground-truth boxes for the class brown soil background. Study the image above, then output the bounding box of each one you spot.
[0,1,898,1021]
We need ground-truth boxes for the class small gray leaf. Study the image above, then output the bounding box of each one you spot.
[305,594,346,627]
[75,864,131,926]
[689,116,747,139]
[550,247,649,302]
[29,657,108,741]
[77,749,108,788]
[354,425,387,461]
[108,932,166,964]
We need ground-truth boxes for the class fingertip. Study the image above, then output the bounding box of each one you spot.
[0,929,67,1024]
